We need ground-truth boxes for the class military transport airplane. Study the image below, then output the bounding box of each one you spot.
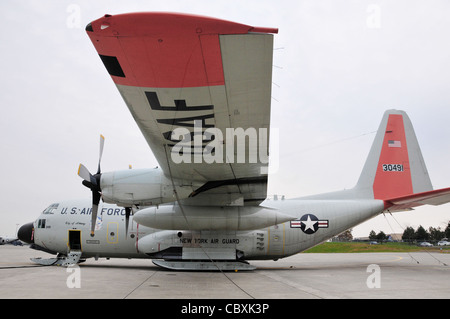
[18,13,450,270]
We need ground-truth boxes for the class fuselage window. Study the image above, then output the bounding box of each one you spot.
[38,219,46,229]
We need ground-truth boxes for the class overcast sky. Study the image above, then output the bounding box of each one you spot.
[1,0,449,237]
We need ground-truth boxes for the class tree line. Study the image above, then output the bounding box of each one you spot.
[369,222,450,242]
[401,223,450,242]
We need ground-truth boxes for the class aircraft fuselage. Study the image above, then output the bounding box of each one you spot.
[27,198,384,262]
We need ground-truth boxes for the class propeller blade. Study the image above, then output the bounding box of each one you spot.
[79,134,105,237]
[78,164,92,182]
[125,207,131,238]
[90,191,102,237]
[90,204,98,237]
[97,134,105,175]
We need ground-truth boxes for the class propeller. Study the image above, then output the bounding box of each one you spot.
[78,135,105,237]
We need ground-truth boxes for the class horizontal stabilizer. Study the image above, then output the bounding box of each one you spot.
[385,187,450,211]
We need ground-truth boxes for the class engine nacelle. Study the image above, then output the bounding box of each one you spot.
[133,205,296,231]
[100,167,193,207]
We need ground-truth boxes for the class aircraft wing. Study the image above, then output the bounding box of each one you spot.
[86,13,277,205]
[385,187,450,211]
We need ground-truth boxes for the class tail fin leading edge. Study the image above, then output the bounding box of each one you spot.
[356,110,433,200]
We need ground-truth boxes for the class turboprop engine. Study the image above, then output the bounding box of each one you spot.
[100,167,193,207]
[77,135,195,236]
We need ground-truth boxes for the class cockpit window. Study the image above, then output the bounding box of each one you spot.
[43,203,59,214]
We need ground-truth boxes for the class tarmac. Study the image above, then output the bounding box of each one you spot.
[1,245,449,300]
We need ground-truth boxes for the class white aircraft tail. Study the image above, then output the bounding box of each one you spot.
[355,109,433,200]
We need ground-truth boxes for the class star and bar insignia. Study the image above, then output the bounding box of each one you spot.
[290,214,329,234]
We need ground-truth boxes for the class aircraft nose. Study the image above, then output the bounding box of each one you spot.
[17,222,34,244]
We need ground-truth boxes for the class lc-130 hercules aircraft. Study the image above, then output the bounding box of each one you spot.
[18,13,450,270]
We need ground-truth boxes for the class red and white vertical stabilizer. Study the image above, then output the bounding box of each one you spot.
[355,109,450,210]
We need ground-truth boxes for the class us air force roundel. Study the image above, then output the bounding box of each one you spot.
[290,214,329,234]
